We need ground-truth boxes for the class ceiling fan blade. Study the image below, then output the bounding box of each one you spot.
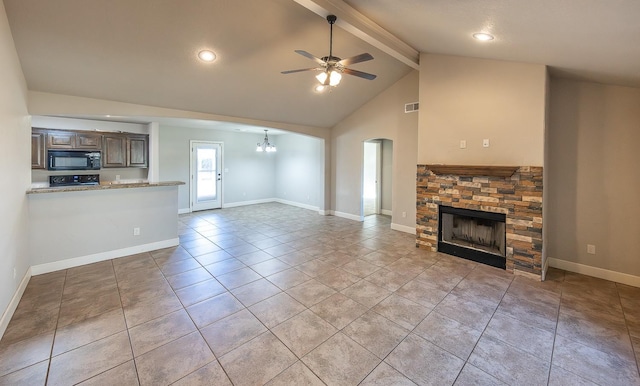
[342,68,377,80]
[338,53,374,66]
[281,67,321,74]
[295,50,326,65]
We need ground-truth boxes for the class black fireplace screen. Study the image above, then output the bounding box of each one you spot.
[438,206,506,269]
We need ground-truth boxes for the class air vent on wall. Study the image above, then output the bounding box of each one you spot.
[404,102,419,113]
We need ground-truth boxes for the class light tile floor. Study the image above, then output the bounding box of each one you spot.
[1,203,640,385]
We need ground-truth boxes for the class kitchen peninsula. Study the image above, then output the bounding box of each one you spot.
[27,181,184,275]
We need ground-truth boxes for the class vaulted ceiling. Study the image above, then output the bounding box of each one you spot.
[4,0,639,130]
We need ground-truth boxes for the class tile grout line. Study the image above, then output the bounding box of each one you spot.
[112,257,143,386]
[43,268,68,386]
[616,282,640,379]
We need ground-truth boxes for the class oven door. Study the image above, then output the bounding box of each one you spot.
[48,150,101,170]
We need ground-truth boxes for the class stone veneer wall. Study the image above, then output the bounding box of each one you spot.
[416,166,543,277]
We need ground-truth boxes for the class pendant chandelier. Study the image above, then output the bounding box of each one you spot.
[256,129,276,152]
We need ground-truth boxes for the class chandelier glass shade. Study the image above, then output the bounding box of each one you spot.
[256,129,276,152]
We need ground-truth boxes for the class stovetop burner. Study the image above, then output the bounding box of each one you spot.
[49,174,100,187]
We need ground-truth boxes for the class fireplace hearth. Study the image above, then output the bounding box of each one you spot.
[438,206,506,269]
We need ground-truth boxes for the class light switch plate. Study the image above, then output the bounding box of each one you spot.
[483,139,490,148]
[460,140,466,149]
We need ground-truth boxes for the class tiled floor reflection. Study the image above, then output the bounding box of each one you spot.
[1,203,640,385]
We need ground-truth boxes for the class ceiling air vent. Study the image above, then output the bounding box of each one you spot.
[404,102,419,113]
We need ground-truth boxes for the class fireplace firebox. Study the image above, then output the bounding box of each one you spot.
[438,206,506,269]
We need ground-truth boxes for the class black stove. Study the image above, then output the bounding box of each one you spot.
[49,174,100,187]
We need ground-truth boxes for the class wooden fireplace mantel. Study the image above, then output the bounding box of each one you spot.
[425,165,519,178]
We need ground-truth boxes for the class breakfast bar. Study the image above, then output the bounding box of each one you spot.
[26,181,184,274]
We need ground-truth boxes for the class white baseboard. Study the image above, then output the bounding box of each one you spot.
[334,211,364,222]
[391,223,416,234]
[549,257,640,287]
[190,198,325,214]
[542,256,550,281]
[31,238,179,275]
[222,198,276,208]
[381,209,392,216]
[319,210,332,216]
[0,267,31,340]
[274,198,319,212]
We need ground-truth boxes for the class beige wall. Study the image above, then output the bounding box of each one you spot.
[0,1,30,335]
[331,70,419,229]
[418,54,547,166]
[548,78,640,276]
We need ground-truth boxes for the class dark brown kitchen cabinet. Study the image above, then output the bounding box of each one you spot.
[127,135,148,168]
[102,134,127,168]
[31,130,46,169]
[31,127,148,169]
[46,129,102,150]
[102,133,148,168]
[47,130,75,149]
[75,132,102,149]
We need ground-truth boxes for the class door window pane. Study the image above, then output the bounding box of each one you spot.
[197,148,217,202]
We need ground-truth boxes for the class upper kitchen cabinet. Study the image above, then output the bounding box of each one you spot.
[128,135,148,168]
[76,132,102,149]
[31,129,46,169]
[46,129,102,150]
[102,134,127,168]
[102,133,149,168]
[31,127,149,169]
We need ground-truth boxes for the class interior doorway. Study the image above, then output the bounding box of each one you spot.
[363,140,381,216]
[190,141,222,211]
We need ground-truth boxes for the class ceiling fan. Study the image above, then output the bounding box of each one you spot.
[281,14,377,89]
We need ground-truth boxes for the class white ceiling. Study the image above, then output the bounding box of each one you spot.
[4,0,639,131]
[345,0,640,86]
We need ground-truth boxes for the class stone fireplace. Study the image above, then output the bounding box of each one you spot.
[416,165,543,279]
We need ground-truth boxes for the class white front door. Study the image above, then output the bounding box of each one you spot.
[190,141,222,211]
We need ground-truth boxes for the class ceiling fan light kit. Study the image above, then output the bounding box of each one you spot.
[316,70,342,86]
[281,14,377,90]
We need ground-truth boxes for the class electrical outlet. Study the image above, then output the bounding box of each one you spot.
[459,140,466,149]
[402,211,407,218]
[483,139,490,148]
[133,227,140,236]
[115,175,120,181]
[587,244,596,254]
[13,268,17,279]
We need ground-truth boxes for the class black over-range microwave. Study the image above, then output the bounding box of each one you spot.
[48,150,101,171]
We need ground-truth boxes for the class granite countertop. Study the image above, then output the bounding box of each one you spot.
[27,181,185,194]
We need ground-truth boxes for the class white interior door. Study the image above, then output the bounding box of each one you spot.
[190,141,222,211]
[363,141,381,216]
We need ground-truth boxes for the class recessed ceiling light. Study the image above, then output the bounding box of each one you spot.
[473,33,494,41]
[198,50,216,62]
